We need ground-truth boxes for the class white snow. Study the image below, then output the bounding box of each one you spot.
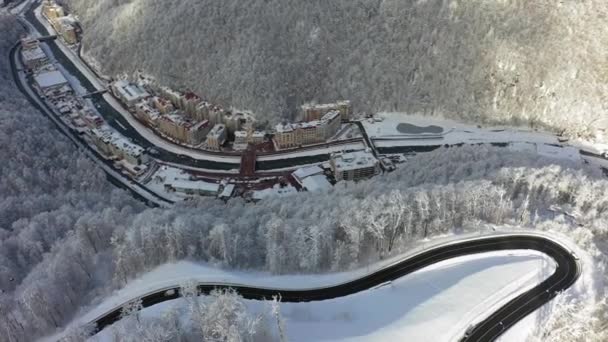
[252,184,298,200]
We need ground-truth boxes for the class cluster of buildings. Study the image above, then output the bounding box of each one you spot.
[273,109,342,150]
[20,37,48,70]
[89,127,148,173]
[41,0,80,45]
[111,78,355,153]
[112,80,261,151]
[273,102,351,150]
[22,37,148,176]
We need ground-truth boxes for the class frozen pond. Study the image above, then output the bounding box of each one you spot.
[396,123,444,134]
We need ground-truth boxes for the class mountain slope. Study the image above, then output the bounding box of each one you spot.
[65,0,607,130]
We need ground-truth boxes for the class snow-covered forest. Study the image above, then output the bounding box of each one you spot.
[62,0,607,136]
[2,7,608,342]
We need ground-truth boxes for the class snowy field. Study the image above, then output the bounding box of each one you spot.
[90,251,555,342]
[363,113,605,163]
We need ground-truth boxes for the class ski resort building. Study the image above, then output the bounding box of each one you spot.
[33,69,69,93]
[157,113,211,145]
[89,127,147,166]
[330,149,380,181]
[273,110,342,150]
[301,101,352,122]
[134,100,162,126]
[206,124,227,150]
[111,80,150,108]
[20,38,48,70]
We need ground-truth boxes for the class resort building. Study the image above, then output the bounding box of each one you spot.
[152,96,175,114]
[42,0,65,20]
[330,149,380,182]
[273,110,341,150]
[206,124,227,150]
[301,101,352,122]
[157,113,211,145]
[54,17,78,44]
[180,92,202,118]
[159,87,183,107]
[33,69,69,93]
[207,105,226,125]
[164,179,220,197]
[20,38,48,70]
[89,127,147,166]
[292,165,332,192]
[233,129,266,151]
[134,100,161,126]
[111,80,150,108]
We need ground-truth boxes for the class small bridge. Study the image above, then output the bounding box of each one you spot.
[37,35,57,42]
[82,89,108,98]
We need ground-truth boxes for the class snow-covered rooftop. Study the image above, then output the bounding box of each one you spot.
[34,70,68,89]
[113,80,149,103]
[300,174,332,192]
[21,45,46,62]
[332,150,378,172]
[219,184,235,198]
[292,165,324,180]
[170,179,220,193]
[208,124,226,137]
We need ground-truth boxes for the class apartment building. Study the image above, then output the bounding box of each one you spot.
[206,124,227,150]
[207,105,225,125]
[89,127,147,166]
[273,110,341,150]
[224,112,247,134]
[20,37,48,70]
[135,100,161,126]
[301,100,352,122]
[159,86,182,107]
[180,92,202,118]
[151,96,175,114]
[330,149,380,182]
[157,113,211,145]
[42,0,64,19]
[233,130,266,151]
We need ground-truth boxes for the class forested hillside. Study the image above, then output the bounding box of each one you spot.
[2,7,608,340]
[63,0,607,135]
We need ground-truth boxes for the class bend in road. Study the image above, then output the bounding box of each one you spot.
[85,234,580,342]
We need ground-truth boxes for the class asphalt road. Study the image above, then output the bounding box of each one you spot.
[89,234,580,341]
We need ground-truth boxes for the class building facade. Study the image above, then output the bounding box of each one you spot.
[206,124,227,150]
[157,113,211,146]
[135,100,161,126]
[301,101,352,122]
[273,110,341,150]
[20,38,48,70]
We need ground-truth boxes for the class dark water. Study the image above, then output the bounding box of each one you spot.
[396,123,443,134]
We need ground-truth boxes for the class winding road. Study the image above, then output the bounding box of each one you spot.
[88,233,580,341]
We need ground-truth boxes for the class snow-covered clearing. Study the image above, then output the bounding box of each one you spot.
[366,113,607,161]
[90,250,554,342]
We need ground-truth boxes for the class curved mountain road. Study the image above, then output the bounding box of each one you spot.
[89,234,580,341]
